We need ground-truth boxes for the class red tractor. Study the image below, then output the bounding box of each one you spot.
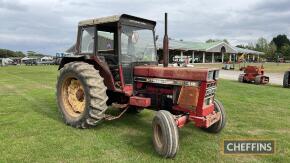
[56,13,226,158]
[238,65,269,84]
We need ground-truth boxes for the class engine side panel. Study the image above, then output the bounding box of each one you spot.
[134,66,217,81]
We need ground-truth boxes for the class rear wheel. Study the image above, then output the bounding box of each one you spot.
[152,110,179,158]
[56,62,108,128]
[283,71,290,88]
[255,75,262,84]
[202,99,226,133]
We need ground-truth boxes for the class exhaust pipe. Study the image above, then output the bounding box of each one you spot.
[163,13,169,67]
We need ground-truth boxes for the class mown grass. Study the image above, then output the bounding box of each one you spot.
[194,62,290,73]
[0,65,289,162]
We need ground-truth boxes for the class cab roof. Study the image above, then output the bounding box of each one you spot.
[78,14,156,27]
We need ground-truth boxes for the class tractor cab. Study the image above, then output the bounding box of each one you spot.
[74,14,157,91]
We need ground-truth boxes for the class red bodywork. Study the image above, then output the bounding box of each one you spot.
[130,96,151,107]
[134,66,210,81]
[59,57,221,128]
[240,65,269,84]
[131,65,221,128]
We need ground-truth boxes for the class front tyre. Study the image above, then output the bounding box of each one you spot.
[202,99,226,133]
[283,71,290,88]
[56,62,108,128]
[152,110,179,158]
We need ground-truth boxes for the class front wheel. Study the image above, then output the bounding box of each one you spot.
[202,99,226,133]
[152,110,179,158]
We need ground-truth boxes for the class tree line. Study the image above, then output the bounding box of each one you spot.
[236,34,290,61]
[206,34,290,61]
[0,49,46,58]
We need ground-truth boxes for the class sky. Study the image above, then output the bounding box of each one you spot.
[0,0,290,55]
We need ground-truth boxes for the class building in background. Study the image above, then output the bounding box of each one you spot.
[66,33,264,64]
[156,39,264,64]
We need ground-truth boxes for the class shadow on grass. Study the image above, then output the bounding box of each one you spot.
[32,95,220,158]
[95,109,214,158]
[230,80,285,89]
[30,94,63,123]
[97,110,161,158]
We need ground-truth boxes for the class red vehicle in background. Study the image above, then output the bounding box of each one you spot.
[238,65,269,84]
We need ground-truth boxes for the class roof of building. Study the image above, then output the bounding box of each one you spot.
[156,39,264,55]
[157,40,237,53]
[234,47,264,55]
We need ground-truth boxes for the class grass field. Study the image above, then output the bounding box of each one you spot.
[0,65,290,162]
[194,62,290,73]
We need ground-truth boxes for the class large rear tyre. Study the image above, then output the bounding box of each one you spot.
[202,99,226,133]
[283,71,290,88]
[56,62,108,128]
[152,110,179,158]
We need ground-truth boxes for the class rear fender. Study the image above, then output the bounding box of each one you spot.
[58,56,116,91]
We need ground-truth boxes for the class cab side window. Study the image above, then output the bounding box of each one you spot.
[80,27,95,53]
[98,31,114,54]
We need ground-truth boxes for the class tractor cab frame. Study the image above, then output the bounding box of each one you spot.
[60,15,158,95]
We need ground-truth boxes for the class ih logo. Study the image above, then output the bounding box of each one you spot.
[223,140,275,154]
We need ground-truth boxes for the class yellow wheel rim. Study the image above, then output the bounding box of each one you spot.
[61,77,85,117]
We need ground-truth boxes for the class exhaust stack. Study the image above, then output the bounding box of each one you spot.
[163,13,169,67]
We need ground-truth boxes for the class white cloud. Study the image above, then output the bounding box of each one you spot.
[0,0,289,54]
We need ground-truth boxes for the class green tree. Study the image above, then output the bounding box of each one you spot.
[255,37,269,52]
[281,44,290,60]
[265,42,277,60]
[27,51,45,57]
[271,34,290,52]
[223,39,229,44]
[206,39,229,44]
[0,49,26,58]
[247,42,255,50]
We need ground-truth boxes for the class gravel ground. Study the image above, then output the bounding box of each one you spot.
[219,70,284,85]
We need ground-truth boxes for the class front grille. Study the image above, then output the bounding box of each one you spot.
[205,82,216,97]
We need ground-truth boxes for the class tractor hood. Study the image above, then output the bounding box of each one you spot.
[134,65,219,82]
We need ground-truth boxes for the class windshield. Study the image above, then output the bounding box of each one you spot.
[121,25,156,63]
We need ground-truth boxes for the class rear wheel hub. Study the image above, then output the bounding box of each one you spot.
[62,77,85,117]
